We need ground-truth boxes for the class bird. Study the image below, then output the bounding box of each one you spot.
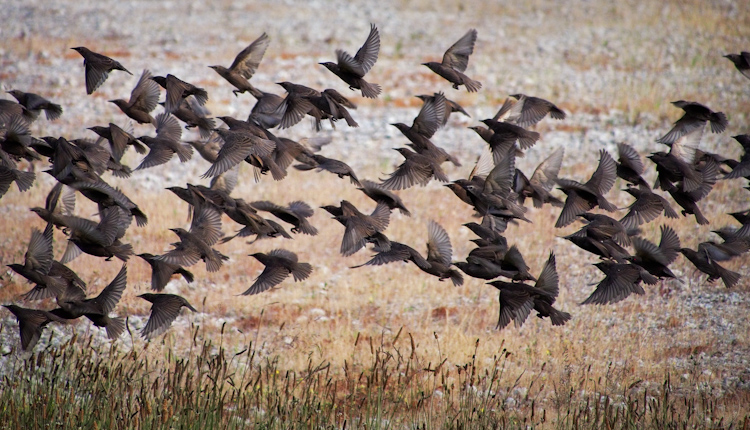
[615,142,649,188]
[136,113,193,170]
[71,46,132,94]
[380,147,449,190]
[724,52,750,80]
[7,90,63,121]
[504,94,566,128]
[581,262,654,305]
[657,101,728,145]
[87,122,146,162]
[3,305,65,350]
[415,93,470,127]
[293,153,361,186]
[323,200,391,256]
[159,203,228,272]
[619,185,678,229]
[555,149,618,228]
[151,74,209,115]
[50,264,128,340]
[480,118,540,163]
[514,147,564,208]
[242,249,313,295]
[0,164,35,199]
[138,293,197,339]
[319,23,381,98]
[489,252,570,329]
[201,127,276,179]
[627,225,681,281]
[679,247,741,288]
[138,253,195,292]
[109,69,160,124]
[166,97,216,140]
[423,29,482,92]
[419,220,464,286]
[250,200,318,235]
[209,32,271,96]
[357,180,411,216]
[724,135,750,180]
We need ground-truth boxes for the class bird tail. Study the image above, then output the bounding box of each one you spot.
[177,143,194,163]
[693,207,710,225]
[197,117,216,140]
[14,170,36,192]
[178,267,195,283]
[446,270,464,287]
[709,112,728,134]
[717,263,741,288]
[45,103,64,121]
[549,308,572,326]
[360,81,382,99]
[462,74,482,93]
[113,243,134,262]
[106,317,126,339]
[205,250,228,273]
[132,207,149,227]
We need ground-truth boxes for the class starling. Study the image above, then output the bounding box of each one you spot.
[664,157,718,225]
[357,180,411,216]
[514,147,564,208]
[628,225,681,281]
[619,185,678,230]
[166,97,216,139]
[246,87,285,128]
[680,247,741,288]
[724,135,750,180]
[159,203,228,272]
[52,264,128,339]
[3,305,65,351]
[650,124,704,192]
[657,100,728,145]
[242,249,313,295]
[136,113,193,170]
[380,147,449,190]
[420,220,463,286]
[351,241,431,270]
[325,200,390,256]
[209,32,271,96]
[201,127,276,179]
[725,52,750,80]
[555,149,617,228]
[415,93,470,127]
[293,153,361,186]
[138,253,195,291]
[58,207,134,263]
[8,224,62,300]
[7,90,63,121]
[581,262,654,305]
[423,29,482,92]
[219,198,287,244]
[697,240,749,262]
[151,74,209,115]
[320,23,381,98]
[615,142,649,188]
[71,46,132,94]
[138,293,197,339]
[393,92,446,139]
[1,112,39,165]
[88,122,146,162]
[480,118,540,163]
[489,252,570,329]
[109,69,160,124]
[505,94,566,128]
[250,200,318,235]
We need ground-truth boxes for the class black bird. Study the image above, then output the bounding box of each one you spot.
[201,126,276,179]
[323,200,390,256]
[151,74,209,115]
[724,52,750,80]
[242,250,313,295]
[380,147,449,190]
[71,46,132,94]
[159,203,228,272]
[320,23,381,98]
[88,122,146,161]
[628,225,681,281]
[209,32,271,96]
[505,94,566,128]
[166,98,216,140]
[250,200,318,235]
[51,264,128,340]
[620,185,678,230]
[664,157,719,225]
[555,149,617,228]
[136,113,193,170]
[0,164,35,198]
[415,93,470,127]
[489,252,570,329]
[138,253,195,292]
[294,153,361,186]
[109,69,160,124]
[514,147,564,208]
[724,135,750,180]
[7,90,63,121]
[480,118,540,163]
[615,142,649,188]
[680,247,741,289]
[3,305,65,351]
[423,29,482,92]
[581,262,655,305]
[357,180,411,216]
[138,293,197,339]
[657,101,728,145]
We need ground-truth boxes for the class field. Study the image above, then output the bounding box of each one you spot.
[1,0,750,428]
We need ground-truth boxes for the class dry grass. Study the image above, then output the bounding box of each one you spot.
[2,0,750,427]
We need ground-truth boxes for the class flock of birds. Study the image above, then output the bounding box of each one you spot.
[1,25,749,352]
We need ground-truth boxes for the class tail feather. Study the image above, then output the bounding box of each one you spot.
[113,243,134,262]
[106,317,126,340]
[549,308,572,326]
[360,81,382,99]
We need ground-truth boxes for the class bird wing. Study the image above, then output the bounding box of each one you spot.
[426,220,452,266]
[441,29,477,72]
[141,295,189,339]
[129,69,160,113]
[229,33,271,78]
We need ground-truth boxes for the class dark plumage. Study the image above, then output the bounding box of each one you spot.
[7,90,63,121]
[422,29,482,92]
[657,101,728,145]
[251,200,318,235]
[489,253,570,329]
[294,153,361,186]
[555,150,618,228]
[88,122,146,161]
[243,249,313,295]
[357,180,411,216]
[109,69,160,124]
[680,247,741,288]
[136,113,193,170]
[616,142,649,188]
[323,200,391,256]
[628,225,681,281]
[139,293,197,339]
[71,46,132,94]
[581,262,654,305]
[380,147,449,190]
[319,23,381,98]
[505,94,566,128]
[151,74,208,115]
[3,305,65,350]
[210,32,271,96]
[480,118,540,163]
[138,253,195,291]
[159,203,228,272]
[725,52,750,80]
[620,185,678,229]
